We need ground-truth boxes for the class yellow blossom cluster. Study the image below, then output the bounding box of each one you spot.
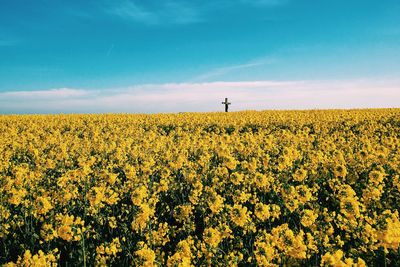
[3,249,59,267]
[1,109,400,266]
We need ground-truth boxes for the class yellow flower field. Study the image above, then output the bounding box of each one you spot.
[1,109,399,266]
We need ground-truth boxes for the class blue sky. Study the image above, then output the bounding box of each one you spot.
[0,0,400,113]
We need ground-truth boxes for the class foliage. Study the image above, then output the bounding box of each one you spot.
[1,109,400,266]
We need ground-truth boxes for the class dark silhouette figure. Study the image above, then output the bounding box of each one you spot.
[222,98,231,112]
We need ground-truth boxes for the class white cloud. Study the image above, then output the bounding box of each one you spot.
[111,1,159,25]
[109,0,201,25]
[106,0,290,26]
[2,88,90,99]
[193,57,276,81]
[0,79,399,114]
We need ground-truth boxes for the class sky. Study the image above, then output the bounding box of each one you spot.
[0,0,400,113]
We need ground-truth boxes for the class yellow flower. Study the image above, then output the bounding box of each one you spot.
[136,242,156,267]
[254,203,281,222]
[333,164,347,178]
[174,204,193,222]
[293,168,308,182]
[132,203,154,231]
[108,216,117,229]
[5,249,59,266]
[55,214,84,242]
[301,209,318,228]
[96,238,122,265]
[230,172,244,185]
[230,204,251,228]
[147,222,170,246]
[320,250,366,267]
[377,210,400,251]
[57,225,73,242]
[167,239,193,267]
[131,185,148,206]
[254,240,276,266]
[207,190,224,214]
[340,197,360,220]
[35,196,53,216]
[368,169,385,185]
[8,188,27,206]
[203,228,222,248]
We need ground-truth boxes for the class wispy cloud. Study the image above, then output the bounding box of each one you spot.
[1,79,399,114]
[110,1,158,25]
[193,57,276,81]
[105,0,289,26]
[106,44,115,57]
[108,0,201,25]
[2,88,90,99]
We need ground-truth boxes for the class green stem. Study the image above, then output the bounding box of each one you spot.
[81,173,88,267]
[81,232,87,267]
[384,248,387,267]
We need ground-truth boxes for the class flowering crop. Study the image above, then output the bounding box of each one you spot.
[1,109,400,266]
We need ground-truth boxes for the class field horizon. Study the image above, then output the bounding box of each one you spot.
[2,107,400,116]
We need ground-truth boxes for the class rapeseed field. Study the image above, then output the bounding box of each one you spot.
[1,109,399,266]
